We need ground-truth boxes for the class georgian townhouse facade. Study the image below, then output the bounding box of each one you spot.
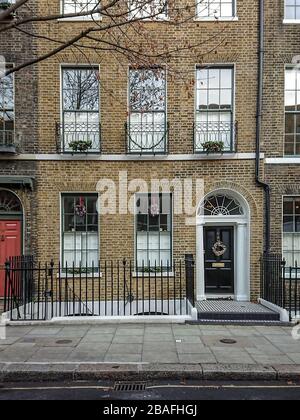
[0,1,37,304]
[32,0,264,303]
[264,0,300,267]
[1,0,277,309]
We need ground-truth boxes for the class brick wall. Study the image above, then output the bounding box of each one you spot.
[263,0,300,252]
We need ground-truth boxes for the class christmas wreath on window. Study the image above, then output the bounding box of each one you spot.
[75,197,87,218]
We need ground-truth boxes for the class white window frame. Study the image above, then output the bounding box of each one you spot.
[60,192,100,272]
[128,0,169,21]
[282,195,300,270]
[195,0,238,21]
[0,63,15,147]
[60,64,101,153]
[283,0,300,24]
[134,193,173,274]
[59,0,101,21]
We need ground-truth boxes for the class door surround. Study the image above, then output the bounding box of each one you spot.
[196,189,250,302]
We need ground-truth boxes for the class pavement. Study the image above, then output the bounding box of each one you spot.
[0,323,300,382]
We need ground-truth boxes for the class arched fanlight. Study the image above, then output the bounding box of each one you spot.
[0,190,22,213]
[200,194,244,216]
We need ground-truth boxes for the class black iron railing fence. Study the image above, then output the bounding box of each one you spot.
[261,253,300,321]
[3,255,195,321]
[0,129,16,153]
[193,121,237,153]
[56,122,101,154]
[125,122,169,154]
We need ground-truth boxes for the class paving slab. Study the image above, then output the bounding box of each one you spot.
[109,344,143,354]
[176,343,211,354]
[178,353,217,364]
[112,335,144,344]
[104,354,142,363]
[251,355,295,365]
[81,334,114,343]
[142,351,179,363]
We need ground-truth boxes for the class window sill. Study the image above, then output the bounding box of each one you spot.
[194,16,239,22]
[132,272,175,278]
[57,15,101,22]
[283,19,300,24]
[128,14,169,22]
[265,157,300,164]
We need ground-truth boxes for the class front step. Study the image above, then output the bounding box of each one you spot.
[196,300,280,322]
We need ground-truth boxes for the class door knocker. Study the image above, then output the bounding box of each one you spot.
[212,234,227,257]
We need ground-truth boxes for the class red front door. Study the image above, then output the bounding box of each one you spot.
[0,220,21,297]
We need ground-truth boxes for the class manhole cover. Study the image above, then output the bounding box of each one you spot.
[55,340,73,345]
[220,339,237,345]
[114,382,147,392]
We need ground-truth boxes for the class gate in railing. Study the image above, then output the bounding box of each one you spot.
[261,253,300,321]
[3,256,195,321]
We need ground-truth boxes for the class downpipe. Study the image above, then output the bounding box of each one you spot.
[256,0,271,253]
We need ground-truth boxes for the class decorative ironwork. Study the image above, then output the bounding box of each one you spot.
[56,122,101,154]
[0,190,22,213]
[0,129,16,153]
[194,121,237,153]
[126,122,169,154]
[261,253,300,321]
[200,194,244,216]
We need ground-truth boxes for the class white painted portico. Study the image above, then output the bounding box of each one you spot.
[196,189,251,302]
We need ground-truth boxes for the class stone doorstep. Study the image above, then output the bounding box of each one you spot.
[0,363,300,382]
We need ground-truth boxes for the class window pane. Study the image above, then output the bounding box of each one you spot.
[197,0,234,18]
[283,198,294,214]
[283,216,294,232]
[62,194,98,267]
[129,0,168,19]
[135,193,172,268]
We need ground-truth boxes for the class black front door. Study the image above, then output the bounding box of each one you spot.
[204,226,234,294]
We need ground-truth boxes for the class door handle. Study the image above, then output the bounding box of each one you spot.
[0,235,5,242]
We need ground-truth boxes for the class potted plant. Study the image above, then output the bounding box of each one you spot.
[68,140,93,153]
[201,141,224,155]
[0,2,15,21]
[0,1,12,11]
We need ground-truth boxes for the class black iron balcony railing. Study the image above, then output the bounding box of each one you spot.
[0,129,16,154]
[126,122,169,155]
[193,121,237,154]
[56,122,101,154]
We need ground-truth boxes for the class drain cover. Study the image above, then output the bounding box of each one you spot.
[114,382,147,392]
[55,339,73,345]
[220,339,237,345]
